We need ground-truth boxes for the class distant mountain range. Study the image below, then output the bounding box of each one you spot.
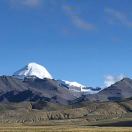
[0,62,132,126]
[0,62,131,105]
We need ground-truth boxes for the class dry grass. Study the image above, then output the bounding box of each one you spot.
[0,126,131,132]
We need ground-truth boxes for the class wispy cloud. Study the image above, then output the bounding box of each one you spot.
[63,5,95,31]
[71,15,95,31]
[105,8,132,27]
[10,0,41,8]
[104,74,124,87]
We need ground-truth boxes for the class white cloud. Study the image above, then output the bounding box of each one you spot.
[63,5,95,31]
[71,15,95,30]
[105,8,132,27]
[10,0,41,7]
[104,74,124,87]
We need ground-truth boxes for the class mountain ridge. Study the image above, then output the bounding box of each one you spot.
[0,62,132,105]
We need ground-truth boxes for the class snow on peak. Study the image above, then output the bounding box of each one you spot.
[13,62,53,79]
[62,80,86,88]
[58,80,86,91]
[57,80,100,94]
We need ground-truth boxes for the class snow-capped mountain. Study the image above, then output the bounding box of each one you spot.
[13,62,100,94]
[61,80,86,88]
[13,62,53,79]
[57,80,99,94]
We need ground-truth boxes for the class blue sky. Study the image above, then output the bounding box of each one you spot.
[0,0,132,87]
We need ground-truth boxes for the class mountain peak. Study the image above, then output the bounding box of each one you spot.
[27,62,40,67]
[13,62,53,79]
